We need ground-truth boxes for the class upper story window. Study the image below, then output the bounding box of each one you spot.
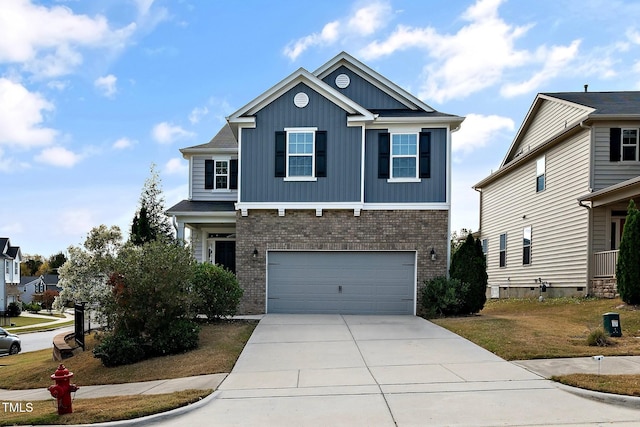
[274,128,327,181]
[610,127,640,162]
[4,260,9,274]
[523,226,532,265]
[536,156,545,192]
[205,158,237,191]
[499,233,507,268]
[14,261,18,275]
[378,131,431,181]
[481,239,488,257]
[287,130,315,178]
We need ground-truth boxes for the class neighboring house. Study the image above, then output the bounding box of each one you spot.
[18,274,59,304]
[473,91,640,298]
[0,238,21,314]
[168,52,464,315]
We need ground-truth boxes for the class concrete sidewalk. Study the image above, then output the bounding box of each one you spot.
[6,311,74,332]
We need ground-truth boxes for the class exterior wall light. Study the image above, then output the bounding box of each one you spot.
[430,248,436,261]
[252,248,258,258]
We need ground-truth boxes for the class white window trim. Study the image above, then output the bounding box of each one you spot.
[284,127,317,181]
[523,226,532,266]
[213,158,231,192]
[390,132,419,181]
[621,128,640,162]
[536,156,545,192]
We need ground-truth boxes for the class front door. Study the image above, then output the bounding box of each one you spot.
[214,240,236,273]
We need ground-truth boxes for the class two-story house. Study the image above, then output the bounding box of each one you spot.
[0,238,22,314]
[168,52,464,314]
[474,91,640,298]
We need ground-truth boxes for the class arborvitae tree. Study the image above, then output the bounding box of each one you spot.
[617,199,640,304]
[131,205,155,246]
[449,233,488,314]
[136,163,174,242]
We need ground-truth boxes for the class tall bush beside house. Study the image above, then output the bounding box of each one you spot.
[420,277,468,318]
[449,233,488,314]
[617,199,640,304]
[192,262,244,320]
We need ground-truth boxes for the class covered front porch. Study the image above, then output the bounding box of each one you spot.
[579,176,640,297]
[166,200,237,272]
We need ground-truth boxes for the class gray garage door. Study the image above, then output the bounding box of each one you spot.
[267,251,415,315]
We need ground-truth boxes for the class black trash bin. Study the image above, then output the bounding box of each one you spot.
[603,312,622,337]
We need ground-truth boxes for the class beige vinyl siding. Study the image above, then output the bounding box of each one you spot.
[592,123,640,191]
[510,100,587,161]
[480,130,591,290]
[191,156,237,201]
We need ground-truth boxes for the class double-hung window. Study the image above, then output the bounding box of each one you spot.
[481,239,488,258]
[391,133,418,179]
[205,158,237,190]
[523,226,532,265]
[536,156,545,192]
[287,129,315,178]
[499,233,507,268]
[622,129,639,161]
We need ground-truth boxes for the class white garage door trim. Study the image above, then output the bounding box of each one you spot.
[266,250,417,315]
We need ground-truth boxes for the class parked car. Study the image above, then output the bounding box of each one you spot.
[0,327,21,355]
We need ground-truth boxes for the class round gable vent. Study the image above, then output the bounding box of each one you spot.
[294,92,309,108]
[335,73,350,89]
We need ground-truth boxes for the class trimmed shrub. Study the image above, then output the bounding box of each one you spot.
[93,332,146,367]
[192,263,244,320]
[586,329,611,347]
[147,319,200,356]
[420,277,469,318]
[617,199,640,304]
[450,234,487,314]
[7,302,21,317]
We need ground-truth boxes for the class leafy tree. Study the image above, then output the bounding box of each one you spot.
[55,225,123,311]
[48,252,67,272]
[35,261,51,276]
[94,239,199,366]
[449,233,488,314]
[21,255,44,276]
[617,199,640,304]
[450,228,472,256]
[130,163,174,244]
[192,263,244,320]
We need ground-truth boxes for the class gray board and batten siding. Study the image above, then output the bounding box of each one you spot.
[267,251,415,315]
[240,82,361,203]
[365,128,447,203]
[321,65,407,110]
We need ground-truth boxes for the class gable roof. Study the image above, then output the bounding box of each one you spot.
[314,51,435,113]
[180,123,237,155]
[227,66,375,130]
[544,91,640,116]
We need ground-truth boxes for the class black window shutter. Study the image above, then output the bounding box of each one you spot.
[419,131,431,178]
[204,159,214,189]
[275,131,286,177]
[378,132,390,179]
[610,127,621,162]
[229,159,238,189]
[315,131,327,177]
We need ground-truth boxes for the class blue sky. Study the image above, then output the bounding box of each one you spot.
[3,0,640,257]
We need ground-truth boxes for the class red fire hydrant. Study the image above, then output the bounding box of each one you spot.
[48,364,79,415]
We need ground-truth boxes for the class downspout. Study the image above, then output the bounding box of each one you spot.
[579,119,593,297]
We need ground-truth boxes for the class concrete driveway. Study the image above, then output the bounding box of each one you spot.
[151,315,640,426]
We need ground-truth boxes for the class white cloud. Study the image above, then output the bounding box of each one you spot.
[164,157,188,175]
[35,146,83,167]
[0,0,136,78]
[283,0,391,60]
[0,78,57,147]
[452,113,514,157]
[56,208,96,237]
[359,0,581,102]
[151,122,195,144]
[47,80,68,91]
[94,74,117,98]
[0,148,14,172]
[189,106,209,124]
[112,137,136,149]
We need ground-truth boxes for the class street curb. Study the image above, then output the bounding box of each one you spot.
[554,382,640,408]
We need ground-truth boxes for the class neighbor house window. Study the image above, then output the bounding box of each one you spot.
[499,233,507,267]
[14,261,18,275]
[622,128,639,161]
[523,226,532,265]
[205,159,237,190]
[536,156,545,192]
[391,133,418,178]
[481,239,488,257]
[4,260,9,273]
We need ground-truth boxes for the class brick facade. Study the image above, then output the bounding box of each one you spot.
[235,209,449,314]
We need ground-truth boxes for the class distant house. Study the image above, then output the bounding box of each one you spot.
[474,91,640,298]
[168,52,464,315]
[0,238,22,313]
[18,274,59,304]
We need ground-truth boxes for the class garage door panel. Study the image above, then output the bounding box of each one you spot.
[267,251,415,315]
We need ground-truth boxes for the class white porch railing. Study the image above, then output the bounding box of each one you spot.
[593,250,619,278]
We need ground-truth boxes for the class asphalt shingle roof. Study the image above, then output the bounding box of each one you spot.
[182,123,237,150]
[544,91,640,115]
[166,200,236,213]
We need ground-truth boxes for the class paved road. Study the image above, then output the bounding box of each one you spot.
[17,325,73,353]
